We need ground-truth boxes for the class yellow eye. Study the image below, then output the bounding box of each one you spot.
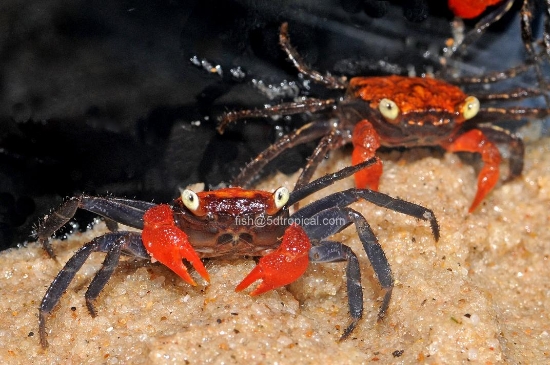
[273,187,289,209]
[462,96,480,120]
[181,189,200,211]
[378,98,399,121]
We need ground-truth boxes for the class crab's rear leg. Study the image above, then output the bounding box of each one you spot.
[39,231,146,348]
[443,129,502,212]
[235,224,311,295]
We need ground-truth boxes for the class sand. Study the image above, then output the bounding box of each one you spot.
[1,136,549,364]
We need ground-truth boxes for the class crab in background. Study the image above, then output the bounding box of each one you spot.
[219,22,550,212]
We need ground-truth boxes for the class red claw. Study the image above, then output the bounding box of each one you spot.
[142,204,210,285]
[448,0,502,19]
[443,129,502,212]
[352,119,383,190]
[236,224,311,295]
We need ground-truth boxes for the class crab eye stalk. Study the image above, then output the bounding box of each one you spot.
[181,189,200,212]
[273,187,290,209]
[461,96,480,120]
[378,98,399,122]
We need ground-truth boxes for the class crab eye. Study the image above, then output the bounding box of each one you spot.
[462,96,480,120]
[181,189,200,211]
[273,187,290,209]
[378,98,399,121]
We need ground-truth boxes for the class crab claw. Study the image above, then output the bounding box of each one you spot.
[142,204,210,285]
[236,224,311,295]
[351,119,383,191]
[448,0,500,19]
[443,129,502,212]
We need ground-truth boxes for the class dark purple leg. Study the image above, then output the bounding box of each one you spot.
[288,158,378,205]
[230,120,335,188]
[39,231,147,348]
[309,240,363,340]
[37,195,155,257]
[292,188,439,241]
[301,206,394,339]
[291,179,439,339]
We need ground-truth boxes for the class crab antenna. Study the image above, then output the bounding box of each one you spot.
[288,158,378,206]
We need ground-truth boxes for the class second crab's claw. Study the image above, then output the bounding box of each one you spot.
[236,224,311,295]
[443,129,502,212]
[142,204,210,285]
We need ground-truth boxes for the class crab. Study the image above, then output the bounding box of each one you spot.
[219,22,550,212]
[444,0,549,96]
[36,158,439,348]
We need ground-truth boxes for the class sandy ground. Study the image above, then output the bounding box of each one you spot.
[1,136,549,364]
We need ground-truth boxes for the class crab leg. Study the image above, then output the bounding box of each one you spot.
[39,231,147,348]
[295,205,395,339]
[288,158,378,205]
[218,98,336,133]
[293,126,349,191]
[443,129,502,212]
[304,207,393,322]
[37,195,156,257]
[518,0,550,105]
[229,120,334,188]
[290,189,438,338]
[235,224,311,295]
[292,188,440,241]
[445,0,514,58]
[279,22,347,89]
[142,204,209,285]
[309,240,362,340]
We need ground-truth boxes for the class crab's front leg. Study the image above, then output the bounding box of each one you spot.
[142,205,210,285]
[236,224,311,295]
[351,119,383,190]
[443,129,502,212]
